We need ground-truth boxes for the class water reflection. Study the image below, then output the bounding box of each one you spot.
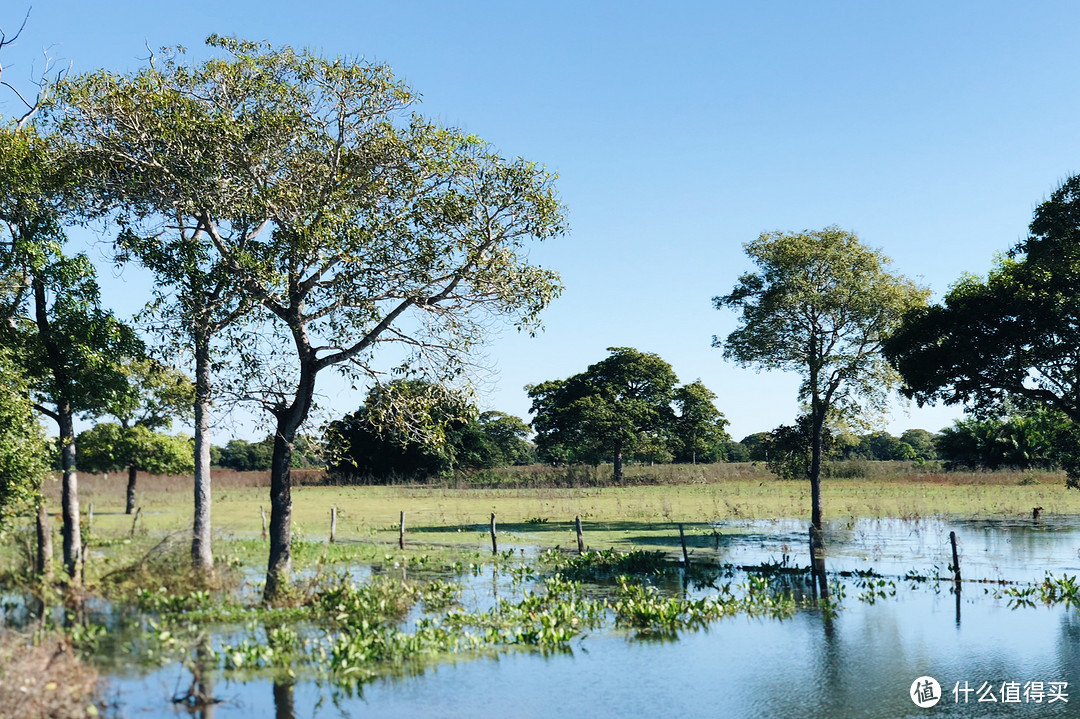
[273,679,295,719]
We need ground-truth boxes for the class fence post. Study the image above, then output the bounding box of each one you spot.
[399,511,406,550]
[575,515,585,554]
[949,530,961,584]
[678,523,691,571]
[260,505,268,539]
[490,512,498,556]
[330,506,337,543]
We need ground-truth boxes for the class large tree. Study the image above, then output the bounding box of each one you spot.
[715,227,928,529]
[59,38,565,598]
[884,175,1080,486]
[56,39,289,571]
[0,123,138,582]
[528,347,680,482]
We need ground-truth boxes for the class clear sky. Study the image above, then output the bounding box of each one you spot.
[6,1,1080,441]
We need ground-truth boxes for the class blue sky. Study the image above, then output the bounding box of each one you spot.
[6,1,1080,441]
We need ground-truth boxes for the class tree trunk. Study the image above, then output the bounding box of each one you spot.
[125,464,138,515]
[264,357,317,601]
[613,445,623,483]
[191,331,214,572]
[36,502,53,581]
[809,405,824,531]
[33,278,79,583]
[264,420,299,600]
[57,410,81,583]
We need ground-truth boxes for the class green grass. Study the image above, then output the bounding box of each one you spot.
[19,463,1079,576]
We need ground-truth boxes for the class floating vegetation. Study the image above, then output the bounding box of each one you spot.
[1003,573,1080,609]
[539,548,674,580]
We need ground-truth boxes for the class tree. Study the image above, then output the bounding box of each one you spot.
[325,380,477,481]
[672,380,731,464]
[77,423,194,510]
[61,38,565,598]
[899,429,938,461]
[477,411,535,466]
[715,227,929,529]
[0,123,139,582]
[763,414,837,480]
[528,347,679,482]
[96,359,194,513]
[739,432,771,462]
[884,175,1080,487]
[934,410,1063,471]
[57,39,294,572]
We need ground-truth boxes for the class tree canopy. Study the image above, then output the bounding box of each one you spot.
[715,227,929,527]
[527,347,724,481]
[325,381,533,481]
[884,175,1080,486]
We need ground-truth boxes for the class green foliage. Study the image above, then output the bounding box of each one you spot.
[107,359,194,433]
[77,423,194,476]
[326,380,533,480]
[899,429,938,461]
[763,415,837,480]
[739,433,771,462]
[0,347,49,526]
[935,410,1067,471]
[671,380,731,463]
[885,175,1080,487]
[716,227,929,419]
[527,347,681,479]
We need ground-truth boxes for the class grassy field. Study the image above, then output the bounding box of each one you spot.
[29,463,1080,565]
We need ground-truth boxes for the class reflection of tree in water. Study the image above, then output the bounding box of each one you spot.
[173,635,219,719]
[1056,611,1080,683]
[273,679,295,719]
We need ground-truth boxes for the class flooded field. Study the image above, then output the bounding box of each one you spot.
[5,516,1080,718]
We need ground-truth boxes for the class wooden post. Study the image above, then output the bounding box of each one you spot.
[130,507,141,537]
[575,515,585,554]
[1033,506,1043,521]
[490,512,498,556]
[399,511,406,550]
[260,505,268,539]
[330,506,337,543]
[678,523,690,572]
[87,503,93,534]
[949,530,961,584]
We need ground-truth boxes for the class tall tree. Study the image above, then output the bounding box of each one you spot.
[884,175,1080,486]
[715,227,928,529]
[56,40,288,571]
[0,124,138,582]
[528,347,679,481]
[59,38,565,598]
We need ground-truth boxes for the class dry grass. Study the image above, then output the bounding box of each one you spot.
[0,632,102,719]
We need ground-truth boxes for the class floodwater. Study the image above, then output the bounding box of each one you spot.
[12,516,1080,718]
